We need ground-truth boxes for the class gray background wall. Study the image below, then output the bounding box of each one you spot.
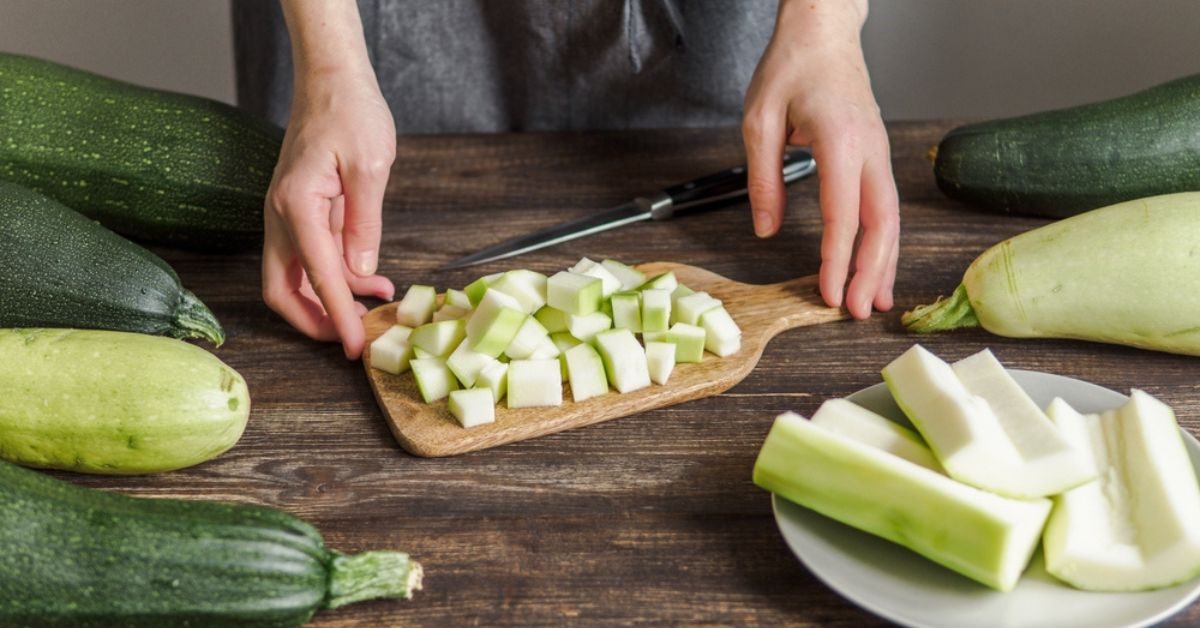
[1,0,1197,121]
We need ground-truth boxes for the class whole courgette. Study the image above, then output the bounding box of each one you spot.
[0,458,422,626]
[0,180,224,345]
[0,53,282,250]
[903,192,1200,356]
[933,74,1200,217]
[0,328,250,474]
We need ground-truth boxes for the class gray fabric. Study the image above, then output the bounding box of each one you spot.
[232,0,777,133]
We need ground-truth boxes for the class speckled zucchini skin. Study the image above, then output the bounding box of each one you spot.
[0,328,249,474]
[0,53,282,251]
[0,181,224,345]
[934,74,1200,217]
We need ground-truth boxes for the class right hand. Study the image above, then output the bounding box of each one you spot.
[262,66,397,359]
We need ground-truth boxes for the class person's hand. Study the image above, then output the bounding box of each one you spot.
[742,0,898,320]
[264,1,396,359]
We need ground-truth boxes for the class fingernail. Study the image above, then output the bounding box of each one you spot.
[353,250,377,276]
[754,211,775,237]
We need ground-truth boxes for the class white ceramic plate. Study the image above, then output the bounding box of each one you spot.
[772,369,1200,628]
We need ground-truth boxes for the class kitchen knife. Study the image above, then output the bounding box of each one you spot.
[438,150,816,270]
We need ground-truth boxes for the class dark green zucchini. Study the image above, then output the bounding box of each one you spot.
[0,459,422,626]
[933,74,1200,217]
[0,53,282,251]
[0,181,224,345]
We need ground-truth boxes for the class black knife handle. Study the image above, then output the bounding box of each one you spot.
[652,149,816,220]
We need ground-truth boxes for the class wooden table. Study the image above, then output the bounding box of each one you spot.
[65,123,1200,626]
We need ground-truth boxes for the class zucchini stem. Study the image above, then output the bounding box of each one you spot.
[901,284,981,332]
[175,289,226,346]
[325,551,424,610]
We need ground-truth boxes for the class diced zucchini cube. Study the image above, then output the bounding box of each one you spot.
[568,257,598,274]
[504,316,551,360]
[476,361,509,402]
[527,335,561,360]
[534,305,570,334]
[666,322,706,363]
[578,261,622,297]
[699,306,741,357]
[413,346,435,360]
[369,325,415,375]
[489,269,548,314]
[601,259,646,291]
[547,271,602,315]
[411,357,460,403]
[640,288,671,332]
[445,288,472,310]
[395,284,437,327]
[639,271,677,293]
[673,291,722,326]
[464,272,503,306]
[610,291,642,333]
[410,319,467,357]
[448,388,496,428]
[564,343,609,402]
[466,289,528,357]
[644,341,676,385]
[593,329,651,394]
[641,330,669,344]
[550,331,582,379]
[566,311,612,343]
[446,339,502,388]
[670,283,695,299]
[507,359,563,408]
[432,304,471,322]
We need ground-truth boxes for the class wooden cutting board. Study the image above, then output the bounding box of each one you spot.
[363,262,847,457]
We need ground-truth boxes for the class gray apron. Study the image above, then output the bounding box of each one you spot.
[232,0,776,133]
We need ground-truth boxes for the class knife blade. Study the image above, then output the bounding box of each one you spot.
[438,150,816,270]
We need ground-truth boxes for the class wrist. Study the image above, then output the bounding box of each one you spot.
[282,0,375,80]
[775,0,867,39]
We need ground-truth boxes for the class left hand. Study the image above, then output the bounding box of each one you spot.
[742,0,898,320]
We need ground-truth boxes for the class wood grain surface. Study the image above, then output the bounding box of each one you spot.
[55,124,1200,626]
[363,263,846,457]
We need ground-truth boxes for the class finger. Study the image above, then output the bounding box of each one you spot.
[742,105,789,238]
[261,213,340,341]
[875,238,900,312]
[812,141,861,310]
[280,195,367,359]
[346,270,395,301]
[845,152,900,319]
[340,149,392,277]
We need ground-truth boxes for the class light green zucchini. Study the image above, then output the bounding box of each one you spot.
[0,328,250,474]
[903,192,1200,356]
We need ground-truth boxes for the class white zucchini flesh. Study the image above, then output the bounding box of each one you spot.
[489,269,548,314]
[409,320,467,358]
[640,271,678,292]
[449,388,496,428]
[410,357,460,403]
[564,343,609,402]
[594,329,651,394]
[1043,392,1200,591]
[465,289,528,357]
[883,344,1086,498]
[600,258,646,291]
[577,261,622,298]
[610,292,642,333]
[640,288,672,333]
[644,341,675,385]
[445,288,472,310]
[432,304,471,322]
[753,412,1051,592]
[464,272,503,306]
[673,291,722,326]
[446,340,501,388]
[534,305,570,334]
[506,359,564,408]
[566,312,612,343]
[369,325,415,375]
[476,361,509,402]
[809,398,942,472]
[395,284,438,327]
[951,349,1096,496]
[547,271,603,315]
[503,316,551,360]
[526,335,561,360]
[665,322,706,363]
[699,306,741,357]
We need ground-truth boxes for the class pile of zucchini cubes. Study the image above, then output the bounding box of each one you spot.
[369,258,741,428]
